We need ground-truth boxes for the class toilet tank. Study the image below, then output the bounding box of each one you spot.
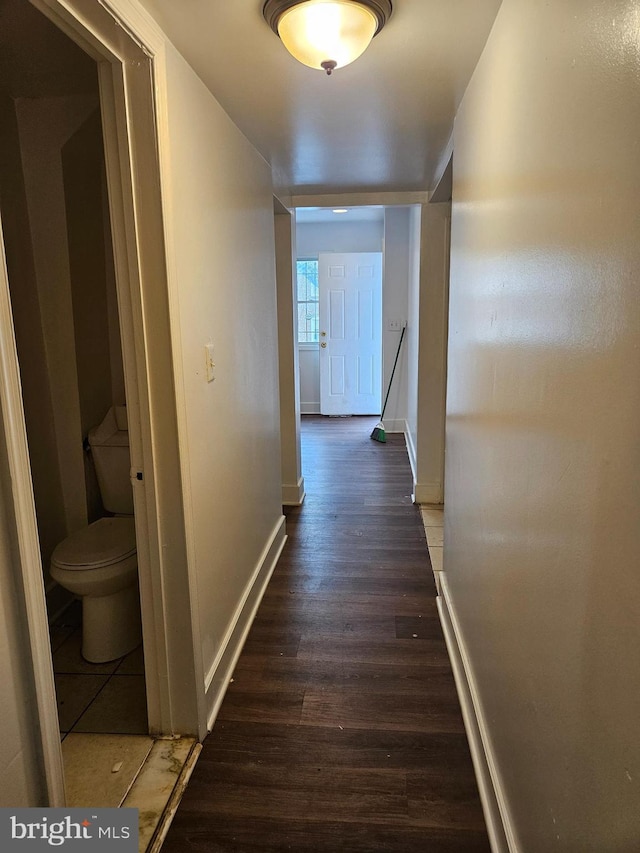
[88,406,134,515]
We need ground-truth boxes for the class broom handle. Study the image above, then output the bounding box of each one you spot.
[380,325,406,420]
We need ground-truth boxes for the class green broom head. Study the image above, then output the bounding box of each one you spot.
[371,421,386,443]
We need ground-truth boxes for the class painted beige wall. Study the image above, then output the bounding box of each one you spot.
[446,0,640,848]
[163,44,284,703]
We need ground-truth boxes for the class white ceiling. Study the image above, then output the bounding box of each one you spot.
[137,0,502,198]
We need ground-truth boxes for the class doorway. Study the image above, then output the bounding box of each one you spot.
[294,204,412,429]
[0,0,150,800]
[0,0,200,807]
[295,206,386,417]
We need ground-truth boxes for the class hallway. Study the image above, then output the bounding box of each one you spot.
[162,417,489,852]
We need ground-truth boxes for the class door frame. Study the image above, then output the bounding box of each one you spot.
[0,0,201,804]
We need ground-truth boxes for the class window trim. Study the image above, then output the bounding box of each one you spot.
[296,257,319,345]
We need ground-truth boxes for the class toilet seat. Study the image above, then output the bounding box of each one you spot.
[51,517,136,570]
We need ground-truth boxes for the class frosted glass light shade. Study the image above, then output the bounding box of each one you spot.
[277,1,378,72]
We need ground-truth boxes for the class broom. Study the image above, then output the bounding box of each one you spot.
[371,324,406,443]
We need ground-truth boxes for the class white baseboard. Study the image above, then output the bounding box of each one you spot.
[381,418,405,433]
[204,515,287,730]
[282,477,306,506]
[413,481,443,504]
[404,420,443,504]
[404,420,417,483]
[301,402,320,414]
[437,574,520,853]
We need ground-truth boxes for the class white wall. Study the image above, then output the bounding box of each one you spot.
[296,220,383,258]
[298,348,320,415]
[163,44,285,722]
[296,218,383,413]
[275,207,304,505]
[404,202,449,504]
[404,206,422,475]
[445,0,640,848]
[381,207,411,432]
[416,202,449,504]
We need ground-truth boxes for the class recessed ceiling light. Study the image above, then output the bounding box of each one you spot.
[333,209,349,214]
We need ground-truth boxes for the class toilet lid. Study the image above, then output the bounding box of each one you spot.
[51,517,136,569]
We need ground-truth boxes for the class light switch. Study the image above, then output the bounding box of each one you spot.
[205,344,215,382]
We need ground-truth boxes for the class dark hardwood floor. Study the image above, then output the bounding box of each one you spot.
[161,416,490,852]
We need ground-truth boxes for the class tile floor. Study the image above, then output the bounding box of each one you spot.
[61,730,199,853]
[50,601,148,738]
[420,505,444,579]
[62,733,153,807]
[123,738,200,853]
[50,600,199,852]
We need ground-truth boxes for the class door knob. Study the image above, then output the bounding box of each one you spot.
[320,342,327,348]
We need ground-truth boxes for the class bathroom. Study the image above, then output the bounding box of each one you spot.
[0,0,150,799]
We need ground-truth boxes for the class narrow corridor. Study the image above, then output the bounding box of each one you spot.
[162,416,489,852]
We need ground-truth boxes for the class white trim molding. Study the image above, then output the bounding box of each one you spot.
[301,402,321,414]
[381,418,405,434]
[404,419,417,484]
[292,191,429,208]
[0,220,65,806]
[282,477,306,506]
[413,481,443,505]
[204,515,287,730]
[437,574,521,853]
[405,421,444,504]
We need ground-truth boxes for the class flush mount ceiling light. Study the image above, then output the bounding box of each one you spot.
[263,0,392,75]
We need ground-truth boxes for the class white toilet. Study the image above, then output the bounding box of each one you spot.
[51,406,141,663]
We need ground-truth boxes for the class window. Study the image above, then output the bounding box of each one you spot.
[296,259,319,343]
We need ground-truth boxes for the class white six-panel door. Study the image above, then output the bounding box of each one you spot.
[319,252,382,415]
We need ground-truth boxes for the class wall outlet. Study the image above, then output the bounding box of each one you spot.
[387,318,402,331]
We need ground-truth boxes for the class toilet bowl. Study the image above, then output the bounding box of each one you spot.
[51,407,142,663]
[51,516,141,662]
